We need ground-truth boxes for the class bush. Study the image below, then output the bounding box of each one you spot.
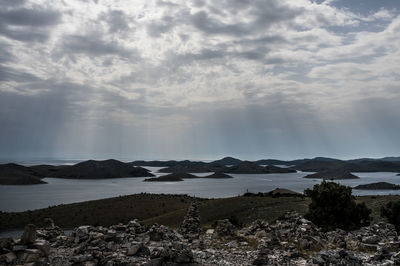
[304,181,371,231]
[381,201,400,231]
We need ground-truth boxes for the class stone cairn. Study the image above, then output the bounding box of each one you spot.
[179,201,201,239]
[216,219,236,237]
[0,223,50,265]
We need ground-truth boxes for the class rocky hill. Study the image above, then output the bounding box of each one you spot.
[51,159,154,179]
[0,163,47,185]
[2,210,400,265]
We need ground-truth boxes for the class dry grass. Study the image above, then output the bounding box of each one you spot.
[1,193,399,230]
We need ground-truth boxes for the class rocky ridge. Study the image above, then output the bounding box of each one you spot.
[1,210,400,265]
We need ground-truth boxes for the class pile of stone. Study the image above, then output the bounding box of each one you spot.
[215,219,237,237]
[0,224,50,265]
[36,218,66,245]
[4,211,400,265]
[251,211,400,265]
[179,201,201,239]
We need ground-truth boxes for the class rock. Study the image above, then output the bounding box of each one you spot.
[363,235,379,244]
[44,217,55,229]
[215,219,236,237]
[20,224,37,245]
[2,252,16,263]
[34,239,50,256]
[20,251,41,263]
[206,229,214,234]
[226,240,238,248]
[0,237,13,249]
[72,254,93,263]
[126,243,150,256]
[12,244,28,252]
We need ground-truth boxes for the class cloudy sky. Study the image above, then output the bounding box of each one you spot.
[0,0,399,161]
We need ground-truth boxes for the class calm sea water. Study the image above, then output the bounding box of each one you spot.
[1,164,400,212]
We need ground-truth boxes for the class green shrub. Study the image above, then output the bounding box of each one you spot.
[381,201,400,231]
[304,181,371,231]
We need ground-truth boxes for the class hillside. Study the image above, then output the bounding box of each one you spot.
[0,163,47,185]
[1,192,397,230]
[51,159,154,179]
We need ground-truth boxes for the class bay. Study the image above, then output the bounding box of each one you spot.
[1,166,400,212]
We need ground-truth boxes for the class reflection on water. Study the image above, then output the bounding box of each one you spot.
[0,166,400,212]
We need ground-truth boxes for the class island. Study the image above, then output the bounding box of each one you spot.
[303,169,359,180]
[144,172,233,182]
[224,161,295,174]
[353,182,400,190]
[143,173,198,182]
[158,162,225,173]
[203,172,233,179]
[51,159,154,179]
[0,163,47,185]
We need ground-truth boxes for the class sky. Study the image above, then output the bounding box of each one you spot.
[0,0,399,161]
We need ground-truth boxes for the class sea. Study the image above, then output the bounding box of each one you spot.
[1,160,400,212]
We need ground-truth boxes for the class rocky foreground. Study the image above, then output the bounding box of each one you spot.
[1,203,400,265]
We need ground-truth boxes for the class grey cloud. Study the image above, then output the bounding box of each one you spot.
[0,7,61,26]
[101,10,131,33]
[156,0,180,7]
[0,5,61,42]
[189,11,248,36]
[146,14,180,37]
[56,33,139,60]
[191,0,205,7]
[0,65,40,83]
[0,42,12,63]
[189,0,301,36]
[0,0,26,7]
[233,35,287,46]
[146,0,302,38]
[0,25,49,42]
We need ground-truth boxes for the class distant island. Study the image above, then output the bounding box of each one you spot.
[131,156,400,173]
[144,173,197,182]
[158,160,295,174]
[144,172,233,182]
[2,155,400,185]
[354,182,400,190]
[0,159,154,185]
[49,159,154,179]
[303,169,359,180]
[0,163,47,185]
